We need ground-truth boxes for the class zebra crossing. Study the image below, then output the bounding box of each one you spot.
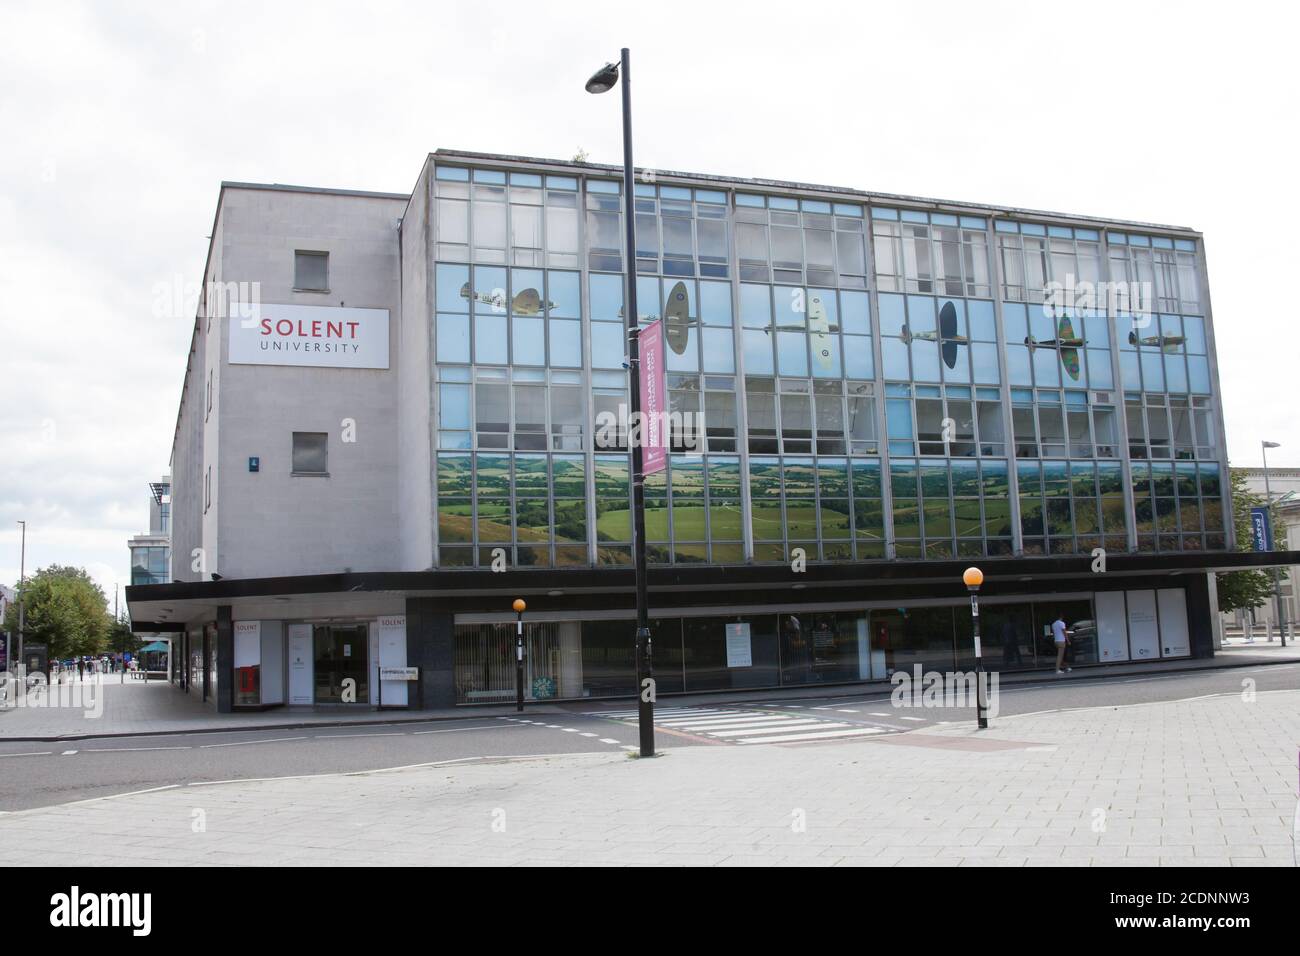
[586,706,889,745]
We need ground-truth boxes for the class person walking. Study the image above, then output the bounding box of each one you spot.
[1052,612,1073,674]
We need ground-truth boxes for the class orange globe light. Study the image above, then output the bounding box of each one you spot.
[512,598,527,613]
[962,567,984,588]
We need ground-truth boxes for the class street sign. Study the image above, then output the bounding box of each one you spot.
[1250,507,1273,552]
[379,666,418,681]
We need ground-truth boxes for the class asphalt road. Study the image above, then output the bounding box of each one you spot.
[1,662,1296,812]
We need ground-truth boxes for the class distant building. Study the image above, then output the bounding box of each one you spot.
[128,477,171,586]
[1223,466,1299,636]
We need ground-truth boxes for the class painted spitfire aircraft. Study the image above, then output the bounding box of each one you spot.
[899,300,968,370]
[459,283,556,315]
[1024,313,1086,382]
[1127,330,1186,352]
[761,291,842,372]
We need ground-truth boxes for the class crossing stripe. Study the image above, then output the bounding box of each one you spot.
[707,721,849,738]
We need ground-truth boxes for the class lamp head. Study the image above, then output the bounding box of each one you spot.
[1263,441,1281,449]
[512,598,527,614]
[585,62,620,94]
[963,567,984,590]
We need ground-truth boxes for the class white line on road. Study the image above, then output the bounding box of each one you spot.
[0,751,53,758]
[412,725,525,735]
[200,736,308,748]
[708,721,849,738]
[61,750,77,755]
[315,732,404,739]
[81,746,193,753]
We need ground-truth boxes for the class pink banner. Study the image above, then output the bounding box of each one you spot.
[639,319,667,475]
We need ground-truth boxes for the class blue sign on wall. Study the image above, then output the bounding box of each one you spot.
[1250,507,1273,552]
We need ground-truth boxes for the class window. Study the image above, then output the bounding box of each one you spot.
[292,432,329,475]
[294,251,329,292]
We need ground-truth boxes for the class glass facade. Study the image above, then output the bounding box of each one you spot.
[452,597,1119,703]
[130,545,169,585]
[429,162,1225,568]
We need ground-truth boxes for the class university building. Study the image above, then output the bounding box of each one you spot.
[125,149,1298,712]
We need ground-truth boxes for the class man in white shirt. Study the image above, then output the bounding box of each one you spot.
[1053,613,1072,674]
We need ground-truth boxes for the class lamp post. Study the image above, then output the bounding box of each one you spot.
[1261,441,1287,647]
[963,566,988,729]
[512,598,526,712]
[16,520,25,684]
[586,49,654,758]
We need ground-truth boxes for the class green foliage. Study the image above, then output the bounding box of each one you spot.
[1215,469,1283,614]
[2,565,110,661]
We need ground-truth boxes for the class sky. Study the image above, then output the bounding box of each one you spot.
[1,0,1297,599]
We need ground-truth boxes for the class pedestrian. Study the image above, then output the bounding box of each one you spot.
[1052,612,1072,674]
[1001,618,1022,667]
[76,659,84,681]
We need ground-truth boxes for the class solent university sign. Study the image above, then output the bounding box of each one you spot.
[230,303,390,369]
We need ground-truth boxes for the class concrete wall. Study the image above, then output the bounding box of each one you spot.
[397,160,434,570]
[212,186,407,578]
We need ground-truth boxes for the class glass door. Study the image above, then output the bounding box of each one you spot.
[313,624,369,703]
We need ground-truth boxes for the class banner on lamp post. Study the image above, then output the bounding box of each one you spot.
[639,319,667,475]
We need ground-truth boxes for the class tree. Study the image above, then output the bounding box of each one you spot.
[107,615,141,657]
[1215,469,1281,614]
[1,565,110,662]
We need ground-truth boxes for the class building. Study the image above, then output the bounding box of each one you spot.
[125,149,1299,712]
[127,477,173,672]
[127,477,171,586]
[1221,466,1298,637]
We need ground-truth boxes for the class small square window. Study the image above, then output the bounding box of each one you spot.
[292,432,328,475]
[294,251,329,292]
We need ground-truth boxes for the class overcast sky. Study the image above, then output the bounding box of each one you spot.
[1,0,1296,599]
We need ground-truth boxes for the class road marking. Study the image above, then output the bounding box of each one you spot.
[61,750,77,756]
[737,727,885,744]
[837,709,860,713]
[411,725,523,735]
[200,736,308,748]
[82,746,192,753]
[869,712,890,717]
[579,732,598,737]
[599,738,620,744]
[708,721,849,738]
[899,716,926,722]
[316,732,403,739]
[562,728,579,733]
[0,751,52,758]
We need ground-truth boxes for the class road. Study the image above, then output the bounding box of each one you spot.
[1,662,1296,812]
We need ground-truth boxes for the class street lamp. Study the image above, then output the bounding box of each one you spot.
[963,566,988,729]
[1261,441,1287,647]
[512,598,526,712]
[16,520,25,684]
[586,48,655,758]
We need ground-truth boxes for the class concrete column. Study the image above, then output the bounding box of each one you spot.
[406,596,455,709]
[215,606,234,713]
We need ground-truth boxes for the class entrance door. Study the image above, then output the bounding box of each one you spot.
[313,625,369,703]
[287,624,313,704]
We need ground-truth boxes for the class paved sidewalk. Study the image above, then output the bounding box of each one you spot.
[2,642,1298,742]
[0,688,1294,866]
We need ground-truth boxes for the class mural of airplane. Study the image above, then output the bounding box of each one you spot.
[899,300,967,370]
[459,283,555,315]
[1127,331,1185,353]
[1024,313,1086,381]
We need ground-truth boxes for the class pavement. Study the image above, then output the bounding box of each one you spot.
[0,685,1294,866]
[3,641,1298,742]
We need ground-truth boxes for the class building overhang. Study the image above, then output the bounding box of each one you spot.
[125,551,1299,630]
